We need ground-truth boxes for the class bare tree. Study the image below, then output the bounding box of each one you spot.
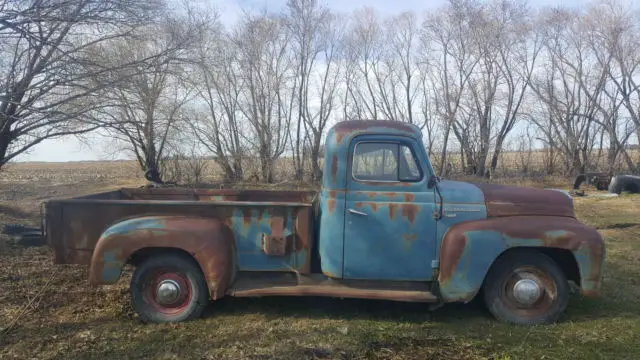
[453,0,540,176]
[529,7,603,175]
[233,12,293,183]
[575,4,636,172]
[378,11,423,126]
[598,1,640,149]
[0,0,163,169]
[343,7,385,120]
[286,0,344,181]
[421,0,481,174]
[91,13,202,179]
[191,21,247,182]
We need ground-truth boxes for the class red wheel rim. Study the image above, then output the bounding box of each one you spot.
[142,269,193,316]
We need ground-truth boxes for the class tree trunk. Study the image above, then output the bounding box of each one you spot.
[0,122,12,169]
[438,118,452,175]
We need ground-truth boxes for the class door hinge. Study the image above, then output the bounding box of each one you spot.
[432,211,441,220]
[431,260,440,268]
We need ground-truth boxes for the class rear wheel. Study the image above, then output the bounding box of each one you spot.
[483,250,569,325]
[131,253,208,323]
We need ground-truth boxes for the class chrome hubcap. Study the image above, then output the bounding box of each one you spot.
[156,279,181,305]
[512,278,542,306]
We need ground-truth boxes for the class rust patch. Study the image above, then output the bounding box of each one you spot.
[388,203,399,220]
[439,234,467,283]
[231,284,437,302]
[327,190,337,213]
[438,215,606,297]
[403,193,415,202]
[332,120,419,134]
[541,230,580,250]
[331,155,338,185]
[89,217,236,300]
[400,204,418,226]
[323,270,339,278]
[354,180,412,187]
[473,182,574,218]
[284,234,306,253]
[355,202,363,208]
[263,216,286,256]
[241,207,252,227]
[403,233,417,242]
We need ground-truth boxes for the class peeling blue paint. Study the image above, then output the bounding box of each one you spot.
[101,249,123,283]
[101,217,164,238]
[439,229,601,302]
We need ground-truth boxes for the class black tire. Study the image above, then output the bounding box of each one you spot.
[608,175,640,194]
[483,249,569,325]
[130,253,209,323]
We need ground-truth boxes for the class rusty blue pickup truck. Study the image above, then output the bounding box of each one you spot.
[41,120,605,325]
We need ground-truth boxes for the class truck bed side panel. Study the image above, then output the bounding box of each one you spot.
[48,200,313,274]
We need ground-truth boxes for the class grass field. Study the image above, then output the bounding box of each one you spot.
[0,161,639,360]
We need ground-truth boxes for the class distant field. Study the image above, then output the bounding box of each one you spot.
[0,161,639,359]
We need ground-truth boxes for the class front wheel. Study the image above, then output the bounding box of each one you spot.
[483,250,569,325]
[130,253,209,323]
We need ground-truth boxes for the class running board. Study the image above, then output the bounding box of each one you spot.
[227,273,438,303]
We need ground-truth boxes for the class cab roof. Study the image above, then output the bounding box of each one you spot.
[322,120,424,190]
[330,120,422,143]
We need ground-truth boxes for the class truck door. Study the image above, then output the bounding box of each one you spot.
[343,135,437,281]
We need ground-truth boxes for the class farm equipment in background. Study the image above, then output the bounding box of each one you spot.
[572,172,612,193]
[2,224,44,247]
[572,172,640,195]
[608,175,640,194]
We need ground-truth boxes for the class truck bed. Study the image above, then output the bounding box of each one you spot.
[45,188,317,274]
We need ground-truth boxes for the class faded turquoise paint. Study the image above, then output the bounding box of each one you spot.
[101,249,124,282]
[99,209,308,273]
[317,187,345,277]
[318,124,347,278]
[437,180,486,204]
[99,219,158,283]
[434,180,487,261]
[438,229,595,302]
[321,121,433,191]
[228,207,305,272]
[344,134,438,281]
[101,217,164,238]
[319,121,483,281]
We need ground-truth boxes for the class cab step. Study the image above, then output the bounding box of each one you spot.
[227,273,438,303]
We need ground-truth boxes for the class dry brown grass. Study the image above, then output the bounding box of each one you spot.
[0,161,639,360]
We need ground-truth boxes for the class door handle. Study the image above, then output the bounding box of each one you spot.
[348,208,368,216]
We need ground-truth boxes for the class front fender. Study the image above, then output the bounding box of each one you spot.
[438,216,605,302]
[89,216,235,299]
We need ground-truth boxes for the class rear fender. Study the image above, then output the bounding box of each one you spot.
[438,216,605,302]
[89,216,236,300]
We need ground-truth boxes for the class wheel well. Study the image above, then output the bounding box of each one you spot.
[489,247,581,286]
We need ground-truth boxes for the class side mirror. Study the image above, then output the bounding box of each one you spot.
[428,175,440,188]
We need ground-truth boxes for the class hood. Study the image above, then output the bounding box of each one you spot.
[437,180,486,205]
[472,182,575,218]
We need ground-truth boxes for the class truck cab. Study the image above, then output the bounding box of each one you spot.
[318,120,449,282]
[40,120,605,325]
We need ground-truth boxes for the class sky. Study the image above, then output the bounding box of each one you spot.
[17,0,590,163]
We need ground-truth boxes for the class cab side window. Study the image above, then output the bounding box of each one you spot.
[352,142,421,182]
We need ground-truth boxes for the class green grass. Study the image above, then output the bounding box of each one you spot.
[0,165,639,359]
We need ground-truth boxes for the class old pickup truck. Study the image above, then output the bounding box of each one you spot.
[39,120,605,325]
